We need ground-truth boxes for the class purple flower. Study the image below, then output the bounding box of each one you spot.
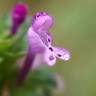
[28,12,71,66]
[16,12,71,85]
[11,3,28,35]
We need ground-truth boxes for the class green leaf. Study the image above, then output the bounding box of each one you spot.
[0,40,12,52]
[8,69,57,96]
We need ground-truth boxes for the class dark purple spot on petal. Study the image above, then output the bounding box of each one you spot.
[36,14,40,17]
[40,12,47,16]
[49,47,53,51]
[48,38,50,42]
[57,54,62,57]
[49,56,54,61]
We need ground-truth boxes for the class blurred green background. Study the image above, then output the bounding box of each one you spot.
[0,0,96,96]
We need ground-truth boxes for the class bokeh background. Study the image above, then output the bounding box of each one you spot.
[0,0,96,96]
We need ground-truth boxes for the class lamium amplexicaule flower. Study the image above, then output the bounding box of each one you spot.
[16,12,71,85]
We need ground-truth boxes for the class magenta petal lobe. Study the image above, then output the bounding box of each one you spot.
[44,48,56,66]
[11,3,28,35]
[53,47,71,61]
